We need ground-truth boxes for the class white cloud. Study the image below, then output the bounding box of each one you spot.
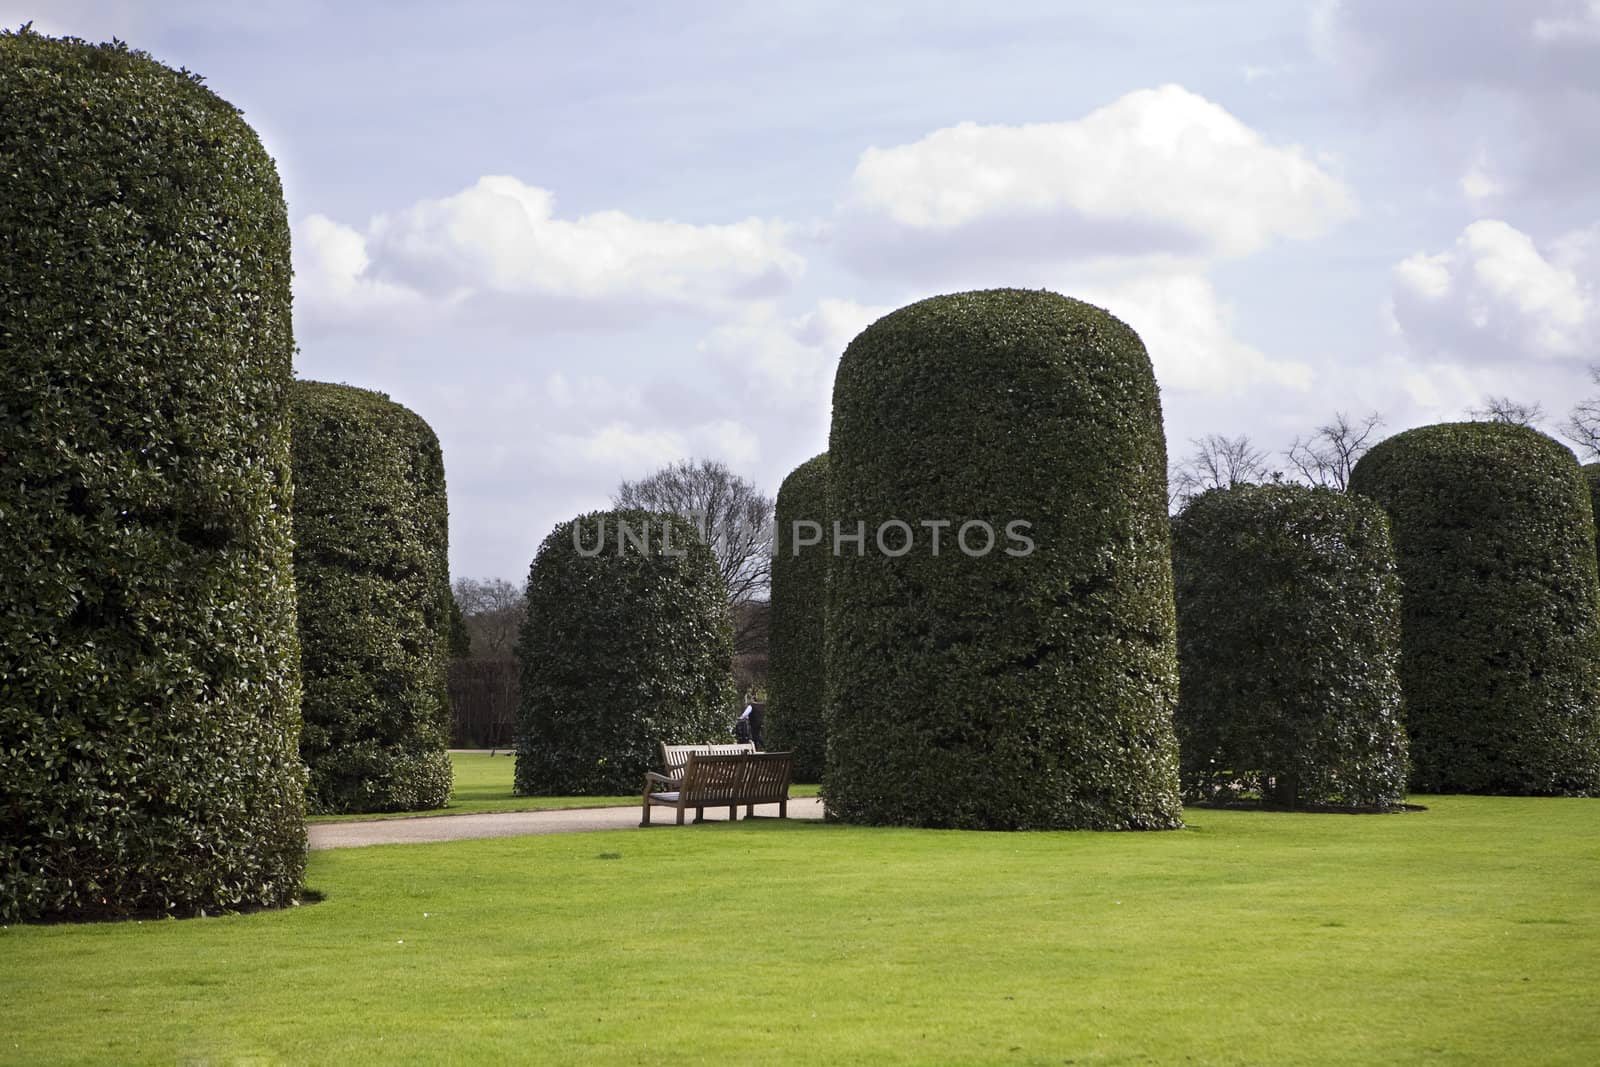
[1392,253,1452,302]
[1314,1,1600,193]
[841,85,1355,264]
[1460,151,1504,208]
[830,89,1331,402]
[557,418,761,472]
[367,176,802,305]
[293,213,432,328]
[1315,0,1600,84]
[1390,219,1595,363]
[1550,223,1600,274]
[295,176,804,328]
[798,298,890,356]
[571,424,692,468]
[1242,63,1296,83]
[543,371,644,414]
[700,297,890,399]
[1533,1,1600,43]
[1078,272,1313,394]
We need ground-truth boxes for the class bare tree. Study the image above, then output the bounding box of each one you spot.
[1564,367,1600,460]
[614,458,774,653]
[1285,411,1385,490]
[1469,395,1545,427]
[451,577,526,659]
[1171,434,1271,508]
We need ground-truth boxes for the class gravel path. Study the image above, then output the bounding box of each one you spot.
[309,797,825,849]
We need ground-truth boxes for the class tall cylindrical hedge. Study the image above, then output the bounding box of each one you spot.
[1172,485,1408,809]
[1583,463,1600,576]
[291,381,454,814]
[515,509,735,795]
[767,453,830,781]
[1350,423,1600,794]
[825,289,1184,830]
[0,31,305,921]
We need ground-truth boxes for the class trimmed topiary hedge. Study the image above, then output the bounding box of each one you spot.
[1350,423,1600,794]
[1,30,306,921]
[1172,484,1408,809]
[1584,463,1600,576]
[515,509,735,795]
[825,289,1184,830]
[449,598,473,659]
[291,381,454,814]
[767,453,830,781]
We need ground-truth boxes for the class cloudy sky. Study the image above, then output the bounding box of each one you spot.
[11,1,1600,581]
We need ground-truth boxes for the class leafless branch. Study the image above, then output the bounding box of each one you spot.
[614,457,775,653]
[1563,367,1600,461]
[1468,395,1544,428]
[1284,411,1385,490]
[451,577,526,658]
[1170,433,1271,509]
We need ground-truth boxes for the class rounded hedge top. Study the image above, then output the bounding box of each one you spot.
[825,289,1183,830]
[1350,422,1600,795]
[1172,484,1408,809]
[515,509,736,796]
[291,381,454,814]
[1,31,304,921]
[767,452,830,782]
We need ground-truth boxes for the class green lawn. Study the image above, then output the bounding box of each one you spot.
[5,796,1599,1064]
[307,751,820,822]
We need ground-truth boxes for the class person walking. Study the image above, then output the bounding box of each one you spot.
[734,695,763,748]
[734,702,754,744]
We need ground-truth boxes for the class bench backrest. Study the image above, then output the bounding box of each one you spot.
[736,751,792,805]
[661,742,755,778]
[679,751,793,805]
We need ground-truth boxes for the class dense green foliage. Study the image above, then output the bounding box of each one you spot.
[1350,423,1600,794]
[515,509,735,795]
[825,289,1183,830]
[1172,485,1408,808]
[1584,463,1600,575]
[0,31,305,921]
[291,382,454,814]
[767,453,830,779]
[449,599,473,659]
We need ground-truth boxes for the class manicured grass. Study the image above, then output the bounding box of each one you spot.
[308,751,820,822]
[5,796,1598,1064]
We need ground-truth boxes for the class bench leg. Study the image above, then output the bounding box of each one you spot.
[779,798,787,819]
[693,806,704,823]
[641,802,652,827]
[676,807,686,825]
[745,803,754,818]
[728,804,738,821]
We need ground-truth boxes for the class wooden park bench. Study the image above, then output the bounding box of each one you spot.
[641,751,793,826]
[658,741,755,786]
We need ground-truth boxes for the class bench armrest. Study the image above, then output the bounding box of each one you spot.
[645,771,676,786]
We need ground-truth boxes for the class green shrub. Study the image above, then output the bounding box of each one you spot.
[767,453,830,780]
[1350,423,1600,794]
[449,599,473,659]
[291,381,454,814]
[825,289,1184,830]
[1583,463,1600,575]
[515,509,735,795]
[1172,485,1408,809]
[0,30,305,921]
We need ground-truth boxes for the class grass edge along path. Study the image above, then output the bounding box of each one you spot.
[307,750,820,823]
[4,795,1598,1064]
